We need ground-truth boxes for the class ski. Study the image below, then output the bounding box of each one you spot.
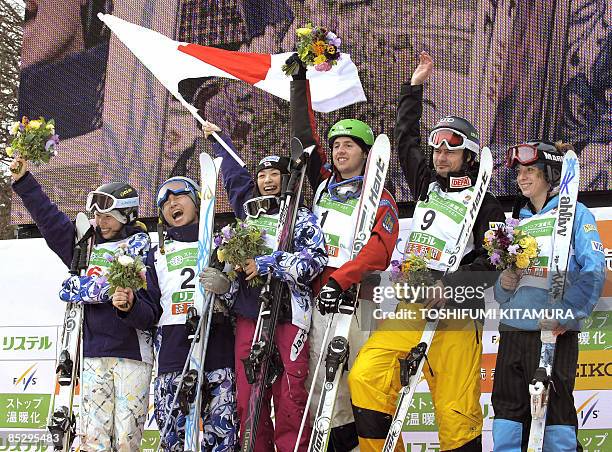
[47,212,95,451]
[307,134,391,452]
[240,138,314,452]
[383,147,493,451]
[180,153,220,452]
[527,150,579,452]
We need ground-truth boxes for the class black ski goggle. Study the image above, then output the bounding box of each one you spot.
[244,196,280,219]
[86,191,138,213]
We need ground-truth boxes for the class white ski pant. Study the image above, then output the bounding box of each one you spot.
[80,357,152,451]
[306,307,371,429]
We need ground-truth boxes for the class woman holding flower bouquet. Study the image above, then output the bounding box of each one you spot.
[119,175,238,451]
[348,52,505,452]
[10,157,153,451]
[201,118,327,451]
[491,141,606,451]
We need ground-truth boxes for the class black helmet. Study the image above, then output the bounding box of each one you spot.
[253,155,290,197]
[429,116,480,156]
[506,141,564,186]
[86,182,139,224]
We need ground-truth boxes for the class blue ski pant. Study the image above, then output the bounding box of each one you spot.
[492,329,582,452]
[154,367,237,452]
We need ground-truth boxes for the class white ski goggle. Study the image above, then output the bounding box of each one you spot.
[428,128,479,153]
[244,196,280,219]
[86,191,139,213]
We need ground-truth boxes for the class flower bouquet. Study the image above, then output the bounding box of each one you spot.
[389,253,434,302]
[104,244,147,295]
[6,116,59,174]
[214,220,269,287]
[483,218,539,270]
[282,23,341,75]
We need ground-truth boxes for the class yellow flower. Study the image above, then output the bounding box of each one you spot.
[10,122,20,135]
[296,27,312,37]
[519,237,530,248]
[217,248,226,262]
[526,245,538,259]
[312,40,326,55]
[29,120,42,130]
[6,146,13,157]
[313,54,326,65]
[515,253,530,269]
[326,44,336,54]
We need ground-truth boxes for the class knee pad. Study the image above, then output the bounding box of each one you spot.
[328,422,359,452]
[446,434,482,452]
[351,404,392,439]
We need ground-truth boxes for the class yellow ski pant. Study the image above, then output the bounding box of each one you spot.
[348,305,483,451]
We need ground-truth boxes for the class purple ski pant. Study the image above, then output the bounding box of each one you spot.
[235,316,312,452]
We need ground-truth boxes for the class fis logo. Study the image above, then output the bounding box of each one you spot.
[13,364,38,391]
[576,393,600,427]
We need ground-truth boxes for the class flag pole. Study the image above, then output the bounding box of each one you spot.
[176,97,246,167]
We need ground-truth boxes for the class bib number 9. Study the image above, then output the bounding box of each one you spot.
[421,210,436,230]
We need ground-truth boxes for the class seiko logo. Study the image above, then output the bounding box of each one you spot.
[543,151,563,162]
[576,362,612,378]
[557,196,574,237]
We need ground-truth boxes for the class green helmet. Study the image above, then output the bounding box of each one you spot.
[327,119,375,150]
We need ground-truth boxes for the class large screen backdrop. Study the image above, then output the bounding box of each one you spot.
[11,0,611,224]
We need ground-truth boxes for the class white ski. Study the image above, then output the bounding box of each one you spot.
[47,213,94,451]
[183,153,221,452]
[307,134,391,452]
[383,147,493,451]
[527,150,579,452]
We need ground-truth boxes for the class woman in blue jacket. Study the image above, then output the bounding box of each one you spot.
[492,141,606,451]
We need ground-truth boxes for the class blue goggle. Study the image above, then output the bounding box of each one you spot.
[156,178,200,208]
[327,175,363,202]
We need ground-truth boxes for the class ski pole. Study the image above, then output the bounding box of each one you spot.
[293,314,335,452]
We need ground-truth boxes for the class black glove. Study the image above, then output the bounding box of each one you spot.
[285,53,307,80]
[315,278,344,315]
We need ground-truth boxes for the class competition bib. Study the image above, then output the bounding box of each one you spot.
[406,184,474,271]
[516,212,556,290]
[246,213,279,253]
[313,182,359,269]
[156,242,198,326]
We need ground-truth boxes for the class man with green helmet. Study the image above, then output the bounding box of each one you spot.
[289,61,400,451]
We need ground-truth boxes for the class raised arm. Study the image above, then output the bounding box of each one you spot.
[395,51,434,200]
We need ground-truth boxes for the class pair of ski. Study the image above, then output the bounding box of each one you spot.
[46,213,95,451]
[526,150,579,452]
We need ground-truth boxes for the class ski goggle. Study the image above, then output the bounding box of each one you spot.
[86,191,139,213]
[244,196,280,219]
[506,144,540,168]
[428,128,479,153]
[328,176,363,202]
[156,179,199,208]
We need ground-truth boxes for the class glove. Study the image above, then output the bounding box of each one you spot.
[199,267,231,295]
[285,53,307,80]
[315,278,344,315]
